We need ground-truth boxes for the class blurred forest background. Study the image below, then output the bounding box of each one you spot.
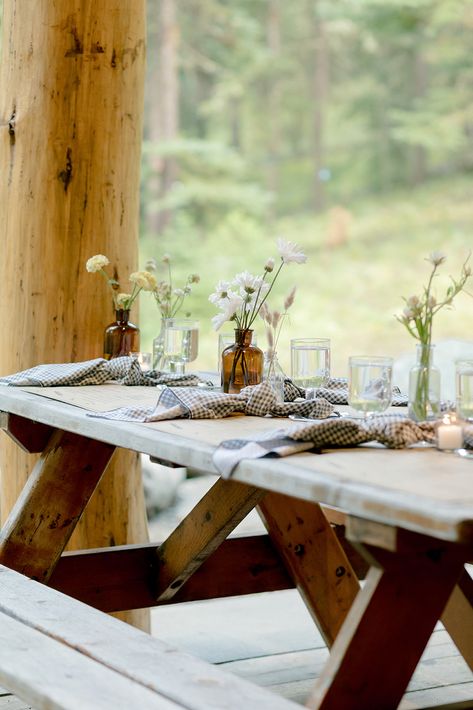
[0,1,470,375]
[141,0,472,375]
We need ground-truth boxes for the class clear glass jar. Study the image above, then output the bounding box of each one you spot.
[221,329,264,394]
[264,350,286,403]
[152,318,166,370]
[408,343,441,421]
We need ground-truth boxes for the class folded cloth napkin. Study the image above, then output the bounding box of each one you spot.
[89,381,335,422]
[213,415,473,478]
[284,377,408,406]
[0,356,204,388]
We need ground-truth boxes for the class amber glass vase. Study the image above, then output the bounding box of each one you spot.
[103,309,140,360]
[221,329,264,394]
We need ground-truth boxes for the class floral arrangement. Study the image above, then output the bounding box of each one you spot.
[396,250,471,420]
[260,287,296,370]
[209,239,306,332]
[145,254,200,319]
[396,251,471,347]
[86,254,157,310]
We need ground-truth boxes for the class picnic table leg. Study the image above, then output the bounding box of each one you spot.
[306,528,468,710]
[0,429,115,582]
[155,478,265,601]
[258,493,360,648]
[441,568,473,671]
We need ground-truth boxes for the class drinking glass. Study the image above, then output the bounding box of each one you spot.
[456,360,473,421]
[291,338,330,388]
[348,356,393,416]
[163,318,199,374]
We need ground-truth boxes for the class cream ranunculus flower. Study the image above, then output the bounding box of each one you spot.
[86,254,110,272]
[129,271,157,291]
[116,293,132,308]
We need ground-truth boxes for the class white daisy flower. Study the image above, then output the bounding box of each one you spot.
[86,254,109,272]
[277,238,307,264]
[427,251,446,266]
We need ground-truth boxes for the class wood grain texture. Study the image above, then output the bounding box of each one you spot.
[308,532,469,710]
[0,413,53,454]
[49,535,294,611]
[0,565,299,710]
[1,388,473,544]
[156,478,266,601]
[442,569,473,672]
[0,0,149,629]
[0,430,115,581]
[259,493,360,647]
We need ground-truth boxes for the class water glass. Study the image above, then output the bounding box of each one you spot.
[456,360,473,421]
[163,318,199,374]
[348,356,393,416]
[291,338,330,388]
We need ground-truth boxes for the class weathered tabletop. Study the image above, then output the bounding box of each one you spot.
[0,384,472,710]
[0,385,471,542]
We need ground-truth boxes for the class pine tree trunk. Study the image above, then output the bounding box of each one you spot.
[312,1,329,212]
[0,0,149,630]
[146,0,179,235]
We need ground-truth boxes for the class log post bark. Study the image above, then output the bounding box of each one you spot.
[0,0,149,629]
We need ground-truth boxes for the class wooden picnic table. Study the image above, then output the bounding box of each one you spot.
[0,384,472,710]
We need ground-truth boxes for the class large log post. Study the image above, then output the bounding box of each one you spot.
[0,1,149,629]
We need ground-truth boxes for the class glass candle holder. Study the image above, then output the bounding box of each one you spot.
[436,412,464,451]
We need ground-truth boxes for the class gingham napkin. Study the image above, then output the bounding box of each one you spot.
[214,416,473,477]
[0,356,203,388]
[89,381,335,422]
[286,376,408,407]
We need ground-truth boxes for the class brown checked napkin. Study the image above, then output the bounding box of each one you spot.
[0,356,205,388]
[213,416,473,478]
[88,381,335,422]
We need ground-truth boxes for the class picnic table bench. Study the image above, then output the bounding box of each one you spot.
[0,384,471,710]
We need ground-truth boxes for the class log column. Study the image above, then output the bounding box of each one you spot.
[0,0,149,629]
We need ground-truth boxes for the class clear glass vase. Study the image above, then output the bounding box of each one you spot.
[221,329,264,394]
[103,309,140,360]
[152,318,166,370]
[408,343,441,421]
[264,350,286,403]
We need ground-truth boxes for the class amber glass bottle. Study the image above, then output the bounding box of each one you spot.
[103,309,140,359]
[221,329,264,394]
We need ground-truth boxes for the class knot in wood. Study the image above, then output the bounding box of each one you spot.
[294,544,305,557]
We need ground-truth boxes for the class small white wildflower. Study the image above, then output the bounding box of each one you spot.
[406,295,420,308]
[276,238,307,264]
[264,257,275,273]
[86,254,109,272]
[427,251,446,266]
[173,288,185,297]
[211,295,243,331]
[161,254,171,264]
[145,258,157,272]
[209,280,231,306]
[402,306,414,319]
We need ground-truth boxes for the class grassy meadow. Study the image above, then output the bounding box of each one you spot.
[138,175,472,379]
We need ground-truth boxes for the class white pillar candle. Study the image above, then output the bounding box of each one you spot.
[436,414,464,451]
